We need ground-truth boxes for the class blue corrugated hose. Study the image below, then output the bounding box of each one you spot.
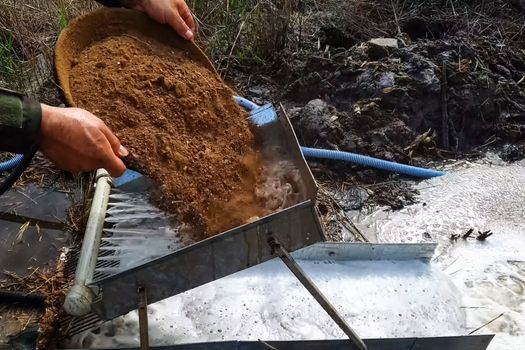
[0,154,24,172]
[234,96,260,111]
[301,147,445,178]
[235,96,445,178]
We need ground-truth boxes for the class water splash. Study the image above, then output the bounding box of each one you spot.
[67,258,464,348]
[94,190,190,276]
[350,155,525,349]
[256,160,307,211]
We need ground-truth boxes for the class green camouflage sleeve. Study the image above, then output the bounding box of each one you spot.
[0,88,41,154]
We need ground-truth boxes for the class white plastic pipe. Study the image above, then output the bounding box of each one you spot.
[64,169,112,316]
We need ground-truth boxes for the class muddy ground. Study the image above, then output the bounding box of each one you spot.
[229,0,525,237]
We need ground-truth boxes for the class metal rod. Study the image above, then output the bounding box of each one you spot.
[268,237,368,350]
[0,289,46,307]
[138,286,150,350]
[64,169,112,316]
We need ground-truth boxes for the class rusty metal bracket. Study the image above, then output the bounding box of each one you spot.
[138,286,149,350]
[268,236,368,350]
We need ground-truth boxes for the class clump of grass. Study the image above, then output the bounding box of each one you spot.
[190,0,298,75]
[1,0,298,88]
[57,1,69,30]
[0,32,20,84]
[237,45,265,66]
[0,0,99,95]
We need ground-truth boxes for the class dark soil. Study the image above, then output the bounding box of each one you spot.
[276,35,525,164]
[231,0,525,213]
[235,1,525,160]
[70,35,269,237]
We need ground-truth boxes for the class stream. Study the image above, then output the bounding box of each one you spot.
[350,154,525,349]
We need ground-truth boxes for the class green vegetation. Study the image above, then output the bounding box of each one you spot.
[57,2,69,30]
[236,45,265,67]
[0,32,16,76]
[0,0,98,94]
[0,0,297,91]
[189,0,297,73]
[0,32,22,88]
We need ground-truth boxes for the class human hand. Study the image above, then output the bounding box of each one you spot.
[132,0,196,40]
[39,104,128,176]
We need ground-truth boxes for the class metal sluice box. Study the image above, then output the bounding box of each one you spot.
[60,103,324,333]
[57,105,494,350]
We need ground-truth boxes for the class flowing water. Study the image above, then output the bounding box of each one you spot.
[350,154,525,349]
[69,258,466,348]
[68,154,524,349]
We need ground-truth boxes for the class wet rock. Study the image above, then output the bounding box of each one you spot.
[294,99,344,145]
[401,51,440,92]
[355,70,397,97]
[378,72,396,90]
[368,38,398,60]
[333,187,370,210]
[499,144,525,162]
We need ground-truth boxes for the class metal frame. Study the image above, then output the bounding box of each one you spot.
[90,201,324,320]
[294,242,437,261]
[60,335,494,350]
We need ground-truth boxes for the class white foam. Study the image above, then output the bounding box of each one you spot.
[351,155,525,349]
[68,258,464,348]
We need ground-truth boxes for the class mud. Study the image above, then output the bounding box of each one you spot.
[70,34,269,236]
[280,37,525,163]
[233,1,525,181]
[230,2,525,215]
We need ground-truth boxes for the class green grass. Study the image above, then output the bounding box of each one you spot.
[1,0,293,89]
[0,32,21,84]
[188,0,297,74]
[57,2,69,30]
[237,45,265,66]
[0,0,99,92]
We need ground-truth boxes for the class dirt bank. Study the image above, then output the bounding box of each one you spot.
[236,0,525,166]
[230,0,525,217]
[70,34,269,237]
[280,36,525,161]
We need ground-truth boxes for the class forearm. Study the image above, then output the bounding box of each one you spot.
[0,88,41,154]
